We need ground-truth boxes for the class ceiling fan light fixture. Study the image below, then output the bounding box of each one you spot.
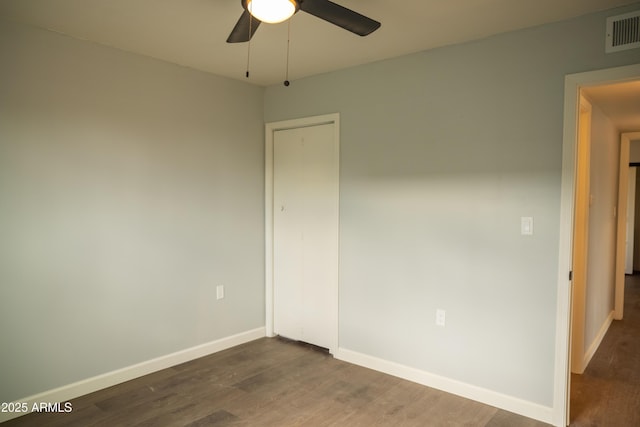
[246,0,297,24]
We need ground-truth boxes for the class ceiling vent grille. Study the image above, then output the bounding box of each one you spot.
[606,10,640,53]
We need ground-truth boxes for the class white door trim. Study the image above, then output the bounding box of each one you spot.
[624,166,637,276]
[570,95,591,376]
[618,133,640,315]
[265,113,340,353]
[555,64,640,427]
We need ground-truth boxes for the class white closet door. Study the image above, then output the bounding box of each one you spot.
[273,123,338,349]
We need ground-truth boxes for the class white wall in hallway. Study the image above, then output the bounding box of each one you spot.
[583,103,619,357]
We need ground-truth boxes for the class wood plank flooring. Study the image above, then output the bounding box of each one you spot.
[3,338,549,426]
[569,274,640,426]
[6,276,640,427]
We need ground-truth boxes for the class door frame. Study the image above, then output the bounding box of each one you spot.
[555,64,640,426]
[570,95,591,376]
[625,166,637,275]
[265,113,340,353]
[616,133,640,318]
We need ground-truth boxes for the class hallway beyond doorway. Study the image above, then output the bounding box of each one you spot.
[570,275,640,425]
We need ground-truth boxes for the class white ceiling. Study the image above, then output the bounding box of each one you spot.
[582,81,640,132]
[2,0,638,131]
[0,0,637,87]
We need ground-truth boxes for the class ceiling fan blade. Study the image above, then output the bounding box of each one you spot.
[299,0,380,36]
[226,10,262,43]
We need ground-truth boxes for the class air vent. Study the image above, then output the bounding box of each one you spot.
[606,10,640,53]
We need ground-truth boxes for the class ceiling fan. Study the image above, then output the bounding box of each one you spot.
[226,0,381,43]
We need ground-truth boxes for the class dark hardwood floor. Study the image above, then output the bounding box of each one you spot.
[569,274,640,426]
[6,277,640,427]
[3,337,549,426]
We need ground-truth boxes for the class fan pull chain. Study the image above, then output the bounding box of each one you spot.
[284,19,291,86]
[246,13,252,78]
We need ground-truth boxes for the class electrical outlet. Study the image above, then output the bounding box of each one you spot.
[216,285,224,300]
[436,309,446,327]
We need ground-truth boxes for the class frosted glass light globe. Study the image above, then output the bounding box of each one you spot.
[247,0,297,24]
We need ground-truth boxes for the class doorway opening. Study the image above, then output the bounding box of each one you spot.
[556,64,640,426]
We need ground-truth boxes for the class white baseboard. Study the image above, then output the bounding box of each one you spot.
[334,347,554,425]
[0,327,265,423]
[582,310,614,370]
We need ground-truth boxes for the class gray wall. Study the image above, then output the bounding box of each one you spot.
[0,20,265,402]
[264,4,640,407]
[2,1,640,412]
[584,103,618,352]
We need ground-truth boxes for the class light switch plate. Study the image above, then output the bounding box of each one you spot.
[436,309,446,327]
[521,217,534,235]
